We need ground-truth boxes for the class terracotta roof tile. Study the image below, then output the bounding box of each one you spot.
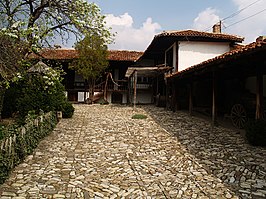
[31,49,79,60]
[29,49,143,62]
[167,39,266,78]
[156,30,244,42]
[108,50,143,61]
[140,29,244,60]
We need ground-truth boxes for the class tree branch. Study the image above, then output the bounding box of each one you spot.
[40,21,72,40]
[28,0,49,28]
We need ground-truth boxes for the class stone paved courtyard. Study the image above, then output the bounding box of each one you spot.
[0,104,265,199]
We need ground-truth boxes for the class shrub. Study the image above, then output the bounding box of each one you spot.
[132,114,147,119]
[0,153,10,184]
[2,84,21,118]
[62,101,74,118]
[0,125,5,140]
[245,119,266,146]
[0,112,57,184]
[3,65,75,120]
[16,77,67,118]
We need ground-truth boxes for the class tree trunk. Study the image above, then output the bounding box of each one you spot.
[0,87,6,120]
[104,73,110,101]
[84,79,87,102]
[88,78,95,104]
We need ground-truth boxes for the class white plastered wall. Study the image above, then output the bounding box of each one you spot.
[122,93,127,104]
[136,90,153,104]
[78,92,89,102]
[178,41,230,71]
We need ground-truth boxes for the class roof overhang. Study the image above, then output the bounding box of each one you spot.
[139,30,244,60]
[28,49,143,62]
[125,65,173,78]
[166,40,266,80]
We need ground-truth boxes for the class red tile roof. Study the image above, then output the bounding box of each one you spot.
[156,30,244,42]
[140,30,244,60]
[108,50,143,61]
[29,49,143,62]
[167,39,266,79]
[31,49,78,60]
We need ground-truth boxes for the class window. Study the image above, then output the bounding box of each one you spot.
[137,77,150,83]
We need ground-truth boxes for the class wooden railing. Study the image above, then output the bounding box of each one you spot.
[94,80,128,92]
[0,112,57,183]
[73,80,151,92]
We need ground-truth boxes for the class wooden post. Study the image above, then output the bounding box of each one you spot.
[155,75,160,106]
[104,73,109,101]
[84,79,87,102]
[156,76,159,94]
[165,79,169,110]
[256,66,264,120]
[189,82,193,116]
[172,81,179,112]
[127,78,130,105]
[133,71,137,111]
[170,79,175,111]
[212,72,217,127]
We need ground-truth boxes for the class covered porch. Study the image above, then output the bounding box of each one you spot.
[125,65,172,106]
[167,40,266,128]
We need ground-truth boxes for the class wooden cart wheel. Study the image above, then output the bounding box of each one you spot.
[230,104,247,129]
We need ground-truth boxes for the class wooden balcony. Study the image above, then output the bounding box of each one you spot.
[94,80,128,92]
[71,80,151,92]
[136,83,151,89]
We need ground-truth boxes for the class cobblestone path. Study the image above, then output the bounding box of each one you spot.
[0,104,265,199]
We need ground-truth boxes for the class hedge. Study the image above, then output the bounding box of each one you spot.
[0,111,57,184]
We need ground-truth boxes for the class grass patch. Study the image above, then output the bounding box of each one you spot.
[132,114,147,119]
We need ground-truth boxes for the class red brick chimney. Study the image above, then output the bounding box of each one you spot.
[212,21,221,34]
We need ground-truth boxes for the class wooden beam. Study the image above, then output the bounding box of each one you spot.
[172,81,179,112]
[189,83,193,116]
[133,71,137,111]
[176,42,179,72]
[156,76,159,94]
[171,81,174,111]
[127,77,130,104]
[256,66,264,119]
[165,79,170,110]
[212,72,217,126]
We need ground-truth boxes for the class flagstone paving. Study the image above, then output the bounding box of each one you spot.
[0,104,265,199]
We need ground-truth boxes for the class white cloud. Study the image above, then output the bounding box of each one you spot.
[193,8,220,31]
[193,0,266,43]
[193,1,266,43]
[105,13,161,51]
[227,0,266,43]
[105,13,133,28]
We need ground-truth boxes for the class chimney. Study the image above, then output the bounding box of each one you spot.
[212,21,221,34]
[54,44,62,49]
[256,36,266,42]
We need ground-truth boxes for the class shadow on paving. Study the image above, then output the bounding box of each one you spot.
[142,105,266,199]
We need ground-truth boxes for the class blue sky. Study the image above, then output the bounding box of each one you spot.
[93,0,235,30]
[89,0,266,51]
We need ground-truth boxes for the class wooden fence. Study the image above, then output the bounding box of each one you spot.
[0,111,57,183]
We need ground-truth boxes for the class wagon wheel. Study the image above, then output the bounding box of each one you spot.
[230,104,248,129]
